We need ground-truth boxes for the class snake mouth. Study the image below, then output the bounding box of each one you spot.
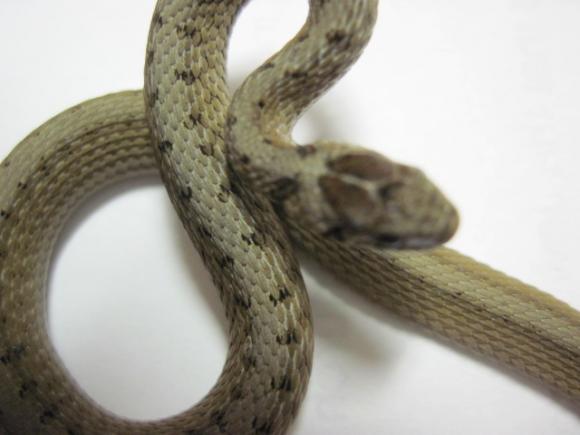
[391,213,459,250]
[374,234,441,250]
[324,229,443,250]
[369,212,460,249]
[322,222,457,250]
[378,207,460,250]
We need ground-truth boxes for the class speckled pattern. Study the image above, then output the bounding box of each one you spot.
[0,1,579,434]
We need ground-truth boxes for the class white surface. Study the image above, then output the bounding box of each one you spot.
[1,1,580,434]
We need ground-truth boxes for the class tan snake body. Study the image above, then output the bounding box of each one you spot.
[0,1,579,434]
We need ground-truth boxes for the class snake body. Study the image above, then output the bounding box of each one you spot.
[0,1,579,434]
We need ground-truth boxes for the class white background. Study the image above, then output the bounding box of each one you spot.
[1,1,580,434]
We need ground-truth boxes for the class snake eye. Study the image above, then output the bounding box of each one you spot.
[378,182,403,201]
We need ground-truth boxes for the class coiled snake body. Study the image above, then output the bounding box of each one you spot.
[0,1,579,434]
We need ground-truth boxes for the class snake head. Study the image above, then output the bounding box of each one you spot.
[318,147,459,249]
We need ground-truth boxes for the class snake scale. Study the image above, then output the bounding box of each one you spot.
[0,0,579,434]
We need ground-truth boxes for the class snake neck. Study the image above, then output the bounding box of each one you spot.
[225,0,379,237]
[225,1,457,248]
[229,0,378,146]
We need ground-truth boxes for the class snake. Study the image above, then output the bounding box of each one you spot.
[0,0,578,434]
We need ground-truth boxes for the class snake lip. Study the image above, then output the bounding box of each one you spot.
[339,231,439,250]
[396,237,442,250]
[372,234,439,250]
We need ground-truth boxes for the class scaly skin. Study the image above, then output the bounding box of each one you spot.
[229,0,580,410]
[0,1,579,434]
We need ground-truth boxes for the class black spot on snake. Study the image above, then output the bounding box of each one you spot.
[326,30,348,45]
[297,144,317,158]
[276,329,298,345]
[241,234,253,246]
[234,293,252,310]
[285,70,308,80]
[198,225,213,241]
[18,380,38,399]
[257,61,275,72]
[176,23,198,39]
[228,177,241,198]
[158,140,173,153]
[1,344,25,364]
[252,416,273,434]
[179,186,192,201]
[243,353,257,370]
[148,88,160,106]
[271,375,293,392]
[40,164,50,175]
[250,232,264,246]
[153,12,163,28]
[226,114,237,127]
[39,407,57,425]
[217,183,230,203]
[218,255,235,270]
[199,143,213,156]
[185,112,203,129]
[269,286,291,307]
[240,231,263,247]
[146,50,154,66]
[230,385,243,400]
[210,409,227,432]
[175,69,199,85]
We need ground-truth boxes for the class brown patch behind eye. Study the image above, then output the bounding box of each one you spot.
[268,176,300,202]
[328,153,394,181]
[319,175,375,224]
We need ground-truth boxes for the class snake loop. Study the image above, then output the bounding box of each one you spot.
[0,1,579,434]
